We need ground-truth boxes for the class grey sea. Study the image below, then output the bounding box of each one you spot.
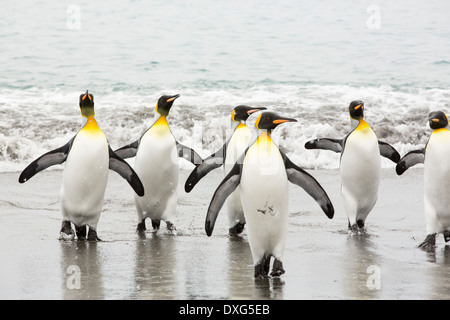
[1,0,450,301]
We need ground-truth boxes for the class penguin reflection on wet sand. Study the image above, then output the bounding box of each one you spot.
[205,111,334,278]
[304,101,400,233]
[396,111,450,250]
[114,94,202,233]
[185,105,266,235]
[18,91,145,241]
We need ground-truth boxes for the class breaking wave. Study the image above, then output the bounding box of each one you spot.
[1,83,449,172]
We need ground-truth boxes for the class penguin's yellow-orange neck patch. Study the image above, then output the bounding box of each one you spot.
[256,131,272,145]
[82,116,102,134]
[432,127,450,135]
[236,122,247,130]
[356,119,371,131]
[148,115,172,138]
[154,115,169,128]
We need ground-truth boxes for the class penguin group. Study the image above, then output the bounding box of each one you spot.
[18,91,450,278]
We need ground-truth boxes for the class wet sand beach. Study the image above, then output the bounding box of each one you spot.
[1,167,450,300]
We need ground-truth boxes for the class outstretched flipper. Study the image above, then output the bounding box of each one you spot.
[304,138,343,153]
[305,138,400,165]
[396,148,425,175]
[176,141,203,166]
[18,137,75,183]
[184,142,227,192]
[205,150,247,236]
[378,140,400,163]
[280,151,334,219]
[114,139,139,159]
[108,147,145,196]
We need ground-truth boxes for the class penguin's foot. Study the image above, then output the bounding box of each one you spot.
[357,219,365,229]
[254,256,271,279]
[348,223,366,235]
[264,256,271,276]
[166,221,177,234]
[87,227,102,242]
[270,259,285,278]
[59,220,75,241]
[151,219,161,230]
[418,233,436,250]
[444,231,450,243]
[136,219,146,234]
[75,225,87,241]
[254,265,267,279]
[229,223,245,235]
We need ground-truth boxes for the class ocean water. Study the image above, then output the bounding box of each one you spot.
[1,0,450,172]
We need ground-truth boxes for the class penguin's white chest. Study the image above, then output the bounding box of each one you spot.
[424,130,450,220]
[224,124,252,224]
[224,124,252,173]
[240,135,289,261]
[61,126,109,218]
[340,124,381,197]
[240,137,289,226]
[134,118,178,216]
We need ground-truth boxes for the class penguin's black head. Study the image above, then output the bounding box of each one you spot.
[232,105,267,122]
[255,111,297,131]
[79,90,95,117]
[349,100,364,120]
[156,94,180,116]
[429,111,449,129]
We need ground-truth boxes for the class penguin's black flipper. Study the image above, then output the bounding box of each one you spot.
[304,138,343,153]
[184,142,227,193]
[378,140,401,163]
[396,148,425,175]
[280,151,334,219]
[176,141,203,166]
[18,136,75,183]
[205,150,247,236]
[108,147,145,196]
[114,140,139,159]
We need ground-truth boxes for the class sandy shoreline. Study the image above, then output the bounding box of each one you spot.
[1,167,450,300]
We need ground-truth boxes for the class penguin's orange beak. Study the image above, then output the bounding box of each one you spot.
[247,107,267,115]
[82,91,91,101]
[166,94,180,103]
[273,118,297,124]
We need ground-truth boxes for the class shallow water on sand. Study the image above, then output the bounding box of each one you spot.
[1,168,450,300]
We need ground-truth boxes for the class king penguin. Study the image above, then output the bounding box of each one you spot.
[396,111,450,249]
[114,94,203,233]
[304,101,400,233]
[18,91,145,241]
[184,105,266,235]
[205,111,334,278]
